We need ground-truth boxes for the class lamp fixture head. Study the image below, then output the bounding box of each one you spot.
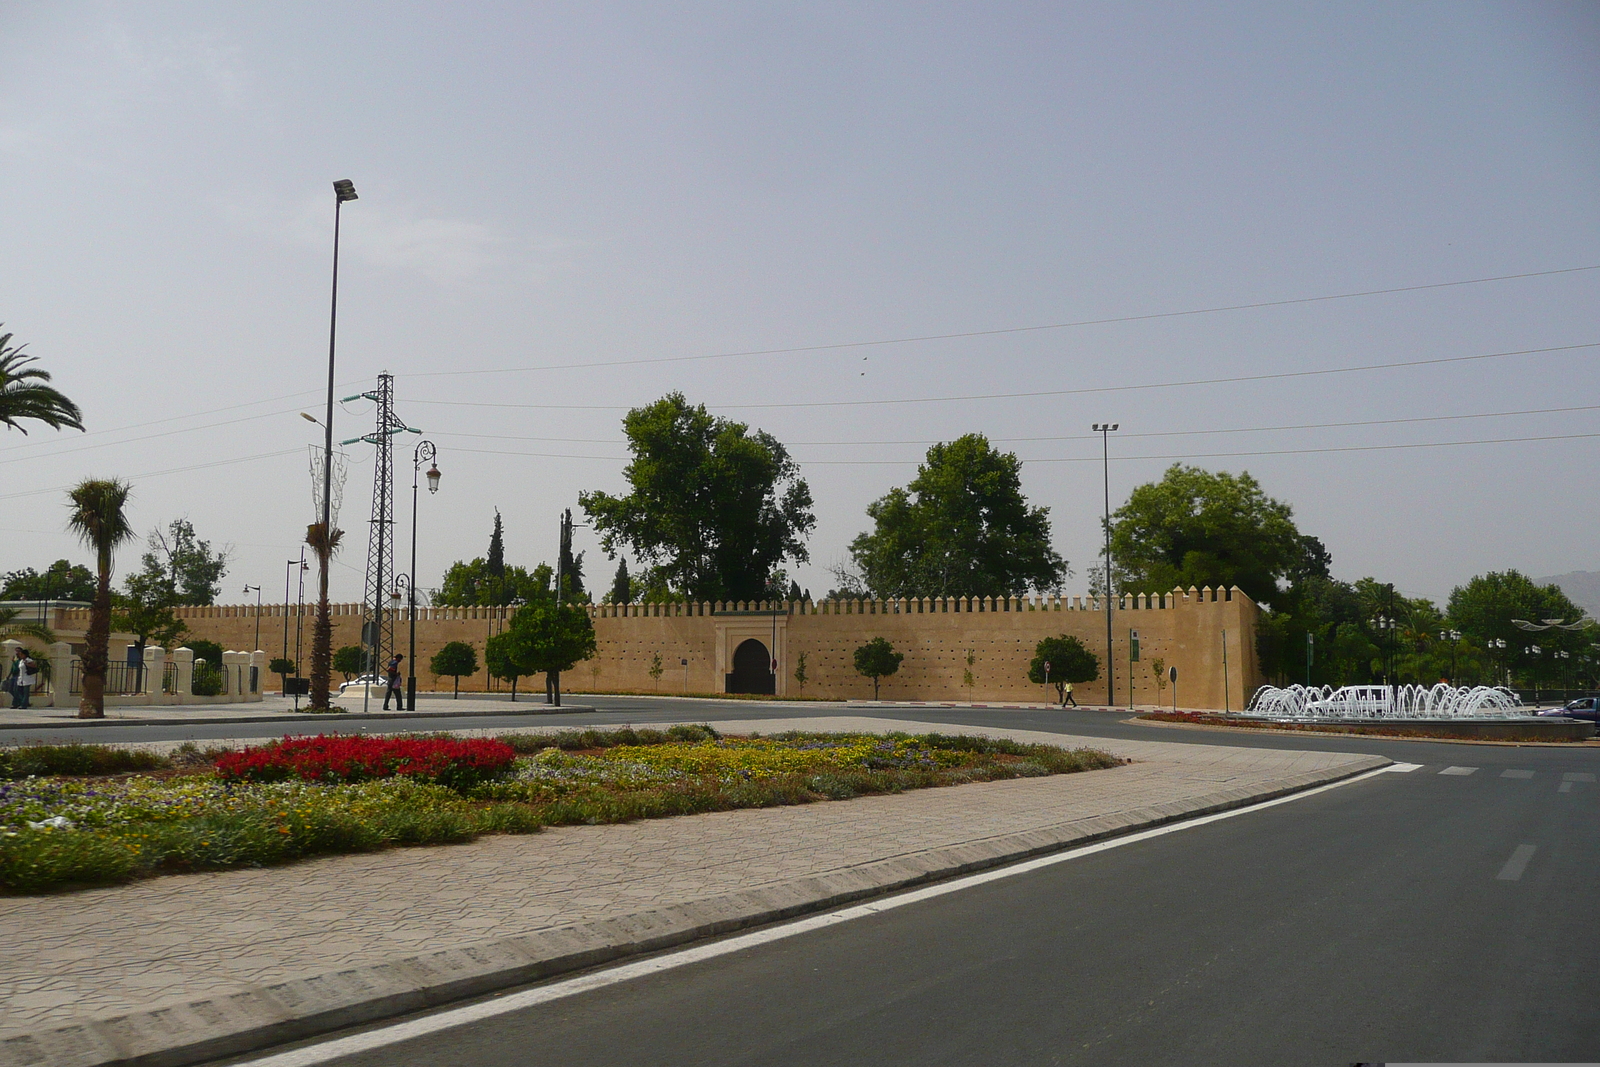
[426,464,441,494]
[333,179,358,202]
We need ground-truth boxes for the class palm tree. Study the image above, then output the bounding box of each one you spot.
[305,522,343,710]
[0,329,84,435]
[66,479,134,718]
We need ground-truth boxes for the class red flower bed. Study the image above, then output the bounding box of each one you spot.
[214,735,516,789]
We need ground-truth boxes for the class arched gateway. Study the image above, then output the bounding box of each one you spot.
[726,638,774,695]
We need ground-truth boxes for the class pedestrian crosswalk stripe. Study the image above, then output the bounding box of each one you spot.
[1439,766,1478,775]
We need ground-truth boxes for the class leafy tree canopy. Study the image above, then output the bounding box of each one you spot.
[430,641,479,678]
[580,393,815,601]
[849,434,1065,599]
[134,519,228,606]
[332,644,365,680]
[852,636,904,699]
[512,600,598,677]
[1109,465,1300,606]
[187,639,224,669]
[1028,635,1099,702]
[435,559,552,607]
[1,560,96,602]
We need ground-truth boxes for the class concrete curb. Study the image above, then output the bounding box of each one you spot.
[0,706,600,732]
[1,754,1389,1067]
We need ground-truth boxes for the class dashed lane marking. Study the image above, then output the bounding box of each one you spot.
[1383,763,1423,773]
[1562,772,1596,782]
[1439,766,1478,776]
[1496,844,1538,882]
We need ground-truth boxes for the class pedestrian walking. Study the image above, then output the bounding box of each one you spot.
[382,653,404,710]
[1062,681,1076,708]
[11,649,37,710]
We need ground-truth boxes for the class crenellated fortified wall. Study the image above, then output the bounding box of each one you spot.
[83,586,1261,710]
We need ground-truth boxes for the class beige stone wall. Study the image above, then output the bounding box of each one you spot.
[79,587,1262,709]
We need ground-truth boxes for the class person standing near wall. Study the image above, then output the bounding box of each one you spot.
[382,653,403,710]
[11,649,36,710]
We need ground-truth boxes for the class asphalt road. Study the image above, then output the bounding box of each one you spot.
[21,697,1599,1063]
[7,694,1592,768]
[235,741,1600,1066]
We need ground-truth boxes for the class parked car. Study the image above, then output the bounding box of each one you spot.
[338,674,381,696]
[1536,697,1599,723]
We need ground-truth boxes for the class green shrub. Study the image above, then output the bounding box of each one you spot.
[0,744,169,778]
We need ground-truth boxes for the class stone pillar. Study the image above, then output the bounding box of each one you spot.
[223,651,247,698]
[249,650,266,700]
[47,641,73,709]
[171,647,195,704]
[143,645,165,698]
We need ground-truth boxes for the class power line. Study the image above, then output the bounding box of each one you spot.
[433,401,1600,449]
[0,448,303,502]
[409,341,1599,412]
[400,264,1600,379]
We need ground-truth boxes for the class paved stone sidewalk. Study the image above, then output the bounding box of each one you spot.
[0,717,1387,1067]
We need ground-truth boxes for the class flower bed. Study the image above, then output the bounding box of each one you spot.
[0,729,1120,894]
[214,735,516,789]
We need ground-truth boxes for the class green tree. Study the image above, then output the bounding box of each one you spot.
[849,434,1065,599]
[648,651,664,690]
[66,479,135,718]
[0,329,84,435]
[517,600,598,705]
[1027,635,1099,703]
[430,641,479,698]
[268,657,295,690]
[606,558,633,604]
[1,560,96,602]
[1447,570,1588,687]
[144,519,229,605]
[485,626,534,701]
[187,638,225,697]
[332,644,365,681]
[1109,465,1301,606]
[580,393,815,601]
[853,637,904,699]
[793,650,808,694]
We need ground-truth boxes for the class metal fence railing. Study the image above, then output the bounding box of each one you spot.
[68,662,143,696]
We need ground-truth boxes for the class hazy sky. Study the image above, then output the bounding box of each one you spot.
[2,1,1597,612]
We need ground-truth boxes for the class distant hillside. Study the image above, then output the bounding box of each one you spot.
[1536,571,1600,618]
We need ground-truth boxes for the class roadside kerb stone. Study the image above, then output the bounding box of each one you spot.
[0,717,1387,1067]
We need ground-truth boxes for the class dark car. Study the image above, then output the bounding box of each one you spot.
[1537,697,1600,723]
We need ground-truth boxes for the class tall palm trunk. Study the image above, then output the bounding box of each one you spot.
[79,545,112,718]
[306,523,340,710]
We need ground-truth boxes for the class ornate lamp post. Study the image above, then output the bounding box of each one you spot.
[1438,629,1461,683]
[404,441,440,710]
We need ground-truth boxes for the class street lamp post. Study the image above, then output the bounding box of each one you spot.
[1091,423,1119,708]
[311,178,358,711]
[405,441,440,710]
[1438,629,1461,683]
[243,584,262,655]
[1487,637,1506,689]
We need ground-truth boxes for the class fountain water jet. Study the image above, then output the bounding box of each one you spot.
[1246,683,1523,720]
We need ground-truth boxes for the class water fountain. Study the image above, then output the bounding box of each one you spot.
[1243,682,1590,738]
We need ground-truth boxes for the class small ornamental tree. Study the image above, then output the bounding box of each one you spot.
[332,644,365,682]
[793,650,809,694]
[485,628,533,701]
[648,651,664,690]
[430,641,479,699]
[268,657,295,690]
[1028,635,1099,704]
[853,637,904,700]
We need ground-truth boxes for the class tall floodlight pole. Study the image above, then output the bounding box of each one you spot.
[311,178,358,710]
[243,584,262,654]
[1092,423,1119,708]
[406,441,440,710]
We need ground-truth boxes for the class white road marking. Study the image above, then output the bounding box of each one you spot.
[1439,766,1478,776]
[1383,763,1423,773]
[1562,772,1596,783]
[1500,769,1534,779]
[1559,781,1574,793]
[232,766,1396,1066]
[1496,843,1537,882]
